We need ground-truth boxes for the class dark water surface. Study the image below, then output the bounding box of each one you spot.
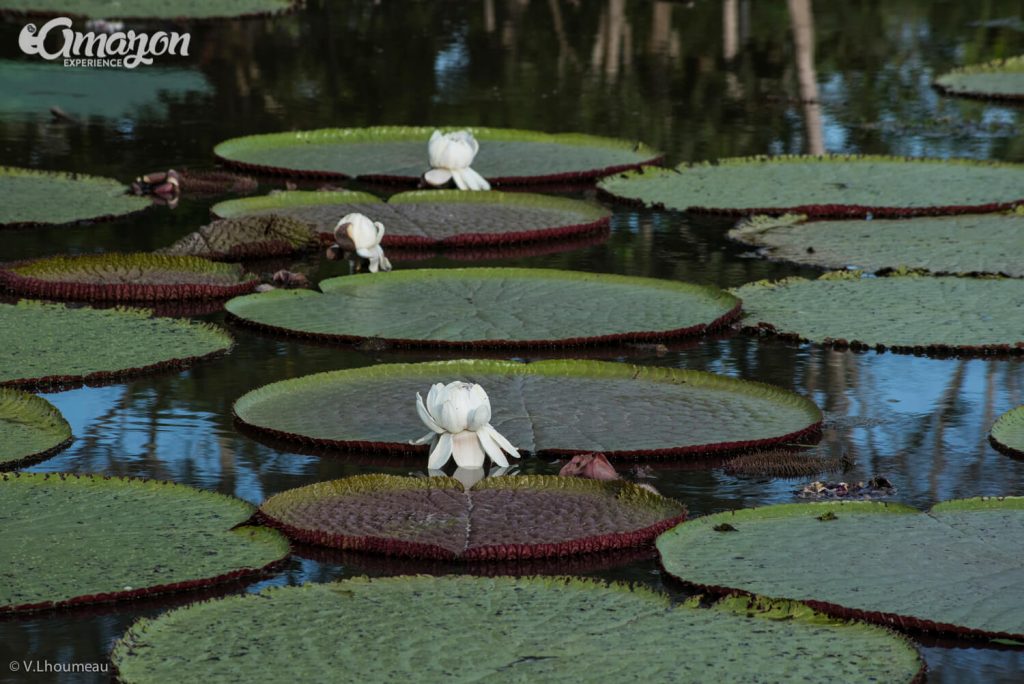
[2,1,1024,681]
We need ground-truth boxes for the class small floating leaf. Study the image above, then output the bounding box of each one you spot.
[233,359,823,460]
[212,189,611,247]
[598,155,1024,217]
[991,405,1024,458]
[935,56,1024,100]
[0,167,149,228]
[0,472,289,613]
[0,388,71,470]
[733,273,1024,355]
[111,576,923,683]
[258,474,686,560]
[214,126,661,184]
[0,300,232,390]
[225,268,740,347]
[730,212,1024,277]
[657,498,1024,640]
[0,253,259,302]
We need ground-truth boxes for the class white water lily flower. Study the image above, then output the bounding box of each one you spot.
[335,212,392,273]
[414,381,520,469]
[424,129,491,191]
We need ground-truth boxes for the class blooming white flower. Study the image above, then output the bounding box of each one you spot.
[424,129,491,191]
[413,381,520,469]
[334,212,392,273]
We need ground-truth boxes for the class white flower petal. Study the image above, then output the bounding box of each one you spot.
[426,383,446,418]
[477,427,509,468]
[466,385,491,430]
[460,167,491,191]
[427,432,454,469]
[416,392,444,434]
[412,431,437,445]
[440,397,469,433]
[424,168,452,187]
[481,423,520,460]
[451,431,486,469]
[450,169,469,191]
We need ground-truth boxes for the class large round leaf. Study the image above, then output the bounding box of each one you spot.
[657,497,1024,640]
[0,167,149,227]
[733,273,1024,355]
[111,576,924,683]
[0,300,233,390]
[159,214,321,261]
[991,406,1024,458]
[0,253,259,302]
[212,189,611,247]
[233,359,823,460]
[0,0,295,19]
[258,474,686,560]
[0,388,71,470]
[214,126,661,184]
[0,472,289,613]
[730,213,1024,277]
[935,56,1024,100]
[225,268,740,347]
[598,156,1024,217]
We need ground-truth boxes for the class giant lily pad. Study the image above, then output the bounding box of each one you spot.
[657,497,1024,640]
[0,0,295,19]
[0,253,259,302]
[0,60,211,120]
[0,472,289,613]
[258,474,686,560]
[0,300,233,389]
[733,272,1024,355]
[598,156,1024,217]
[935,56,1024,100]
[0,167,149,228]
[729,213,1024,277]
[214,127,661,184]
[233,359,823,460]
[990,406,1024,458]
[212,189,611,247]
[111,576,924,683]
[0,388,72,470]
[225,268,740,347]
[159,214,321,260]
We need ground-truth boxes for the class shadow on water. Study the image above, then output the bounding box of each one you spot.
[2,0,1024,681]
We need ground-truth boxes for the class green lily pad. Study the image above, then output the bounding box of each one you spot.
[935,56,1024,100]
[0,60,211,120]
[214,126,661,184]
[0,300,233,390]
[730,213,1024,277]
[991,406,1024,458]
[258,474,686,560]
[212,189,611,247]
[0,166,150,228]
[159,214,321,261]
[657,497,1024,640]
[733,272,1024,355]
[0,388,72,470]
[233,359,822,460]
[225,268,740,347]
[0,472,289,613]
[0,0,295,19]
[0,253,259,302]
[598,156,1024,217]
[111,576,924,683]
